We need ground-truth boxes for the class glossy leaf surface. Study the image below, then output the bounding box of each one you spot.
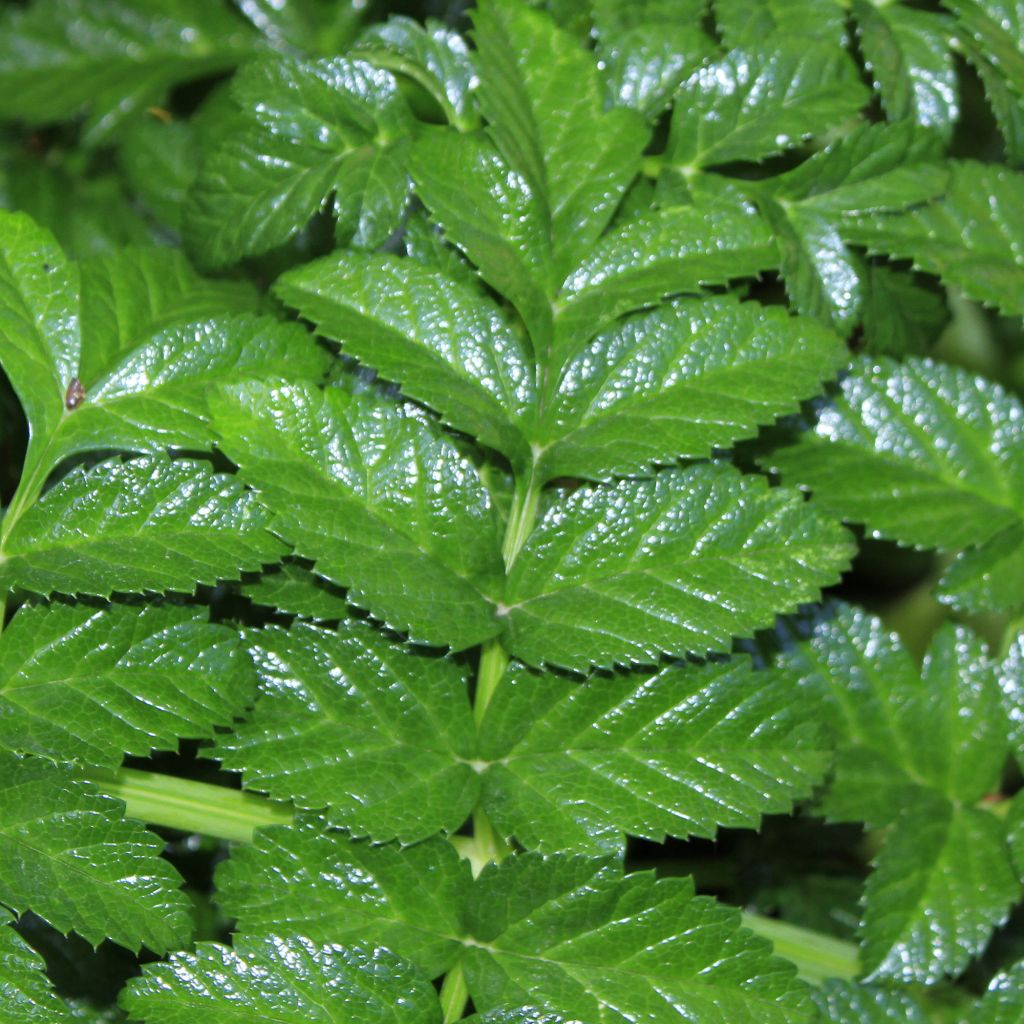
[218,823,468,979]
[843,162,1024,317]
[186,56,412,267]
[0,911,73,1023]
[217,621,477,843]
[122,936,440,1024]
[0,601,252,770]
[667,44,868,170]
[539,296,845,480]
[478,657,828,853]
[0,456,286,598]
[463,855,816,1024]
[503,464,853,670]
[275,252,534,463]
[780,605,1018,981]
[769,356,1024,552]
[213,382,503,650]
[0,753,189,953]
[0,0,258,140]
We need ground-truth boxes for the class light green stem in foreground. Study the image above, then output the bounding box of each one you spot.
[91,766,863,985]
[439,961,470,1024]
[89,767,293,843]
[742,913,859,984]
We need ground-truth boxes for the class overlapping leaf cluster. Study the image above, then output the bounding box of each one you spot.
[0,0,1022,1022]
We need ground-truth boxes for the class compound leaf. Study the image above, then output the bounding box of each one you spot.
[216,620,478,844]
[779,605,1016,982]
[842,161,1024,317]
[275,252,534,465]
[539,295,845,480]
[186,56,413,268]
[212,382,503,650]
[217,823,468,979]
[0,601,254,770]
[502,463,853,671]
[768,356,1024,552]
[478,656,829,854]
[463,855,817,1024]
[945,0,1024,99]
[0,752,190,953]
[0,456,287,598]
[122,935,440,1024]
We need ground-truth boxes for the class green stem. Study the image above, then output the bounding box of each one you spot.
[88,767,293,843]
[741,913,860,984]
[439,961,469,1024]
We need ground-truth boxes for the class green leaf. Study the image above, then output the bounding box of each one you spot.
[463,855,817,1024]
[810,978,929,1022]
[971,961,1024,1023]
[768,356,1024,552]
[945,0,1024,99]
[217,823,468,978]
[0,752,189,953]
[859,264,948,357]
[862,797,1018,983]
[56,313,327,461]
[714,0,848,49]
[216,620,477,843]
[478,656,828,854]
[854,2,958,136]
[0,211,80,444]
[666,44,869,170]
[779,605,1017,982]
[242,562,350,621]
[591,2,712,119]
[539,295,846,481]
[999,635,1024,767]
[212,382,503,650]
[409,129,554,357]
[937,524,1024,614]
[842,161,1024,317]
[754,123,948,333]
[122,935,440,1024]
[354,16,479,131]
[186,56,412,268]
[960,35,1024,165]
[502,463,853,671]
[0,456,287,598]
[472,0,649,278]
[0,0,259,142]
[76,247,260,383]
[0,601,253,770]
[274,251,534,465]
[0,912,73,1023]
[554,203,777,359]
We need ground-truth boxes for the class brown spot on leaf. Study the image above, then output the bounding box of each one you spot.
[64,378,86,410]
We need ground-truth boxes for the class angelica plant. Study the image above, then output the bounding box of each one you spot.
[0,1,1022,1022]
